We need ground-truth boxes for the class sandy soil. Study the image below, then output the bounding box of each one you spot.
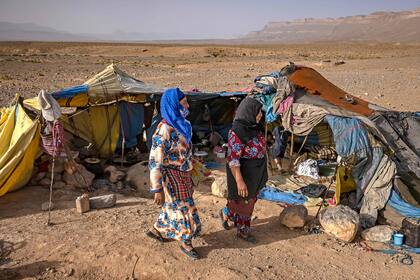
[1,42,420,280]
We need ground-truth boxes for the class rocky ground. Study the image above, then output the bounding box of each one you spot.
[0,42,420,280]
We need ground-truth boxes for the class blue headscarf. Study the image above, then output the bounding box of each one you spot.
[160,88,192,143]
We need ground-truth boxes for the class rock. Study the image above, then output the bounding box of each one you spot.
[33,171,47,182]
[41,202,54,211]
[64,161,77,175]
[125,161,150,196]
[211,176,228,198]
[66,268,74,277]
[280,205,308,228]
[53,181,66,189]
[319,205,359,242]
[47,172,62,182]
[48,159,65,173]
[104,165,125,183]
[361,225,394,243]
[63,164,94,188]
[93,179,114,190]
[39,177,52,186]
[89,194,117,209]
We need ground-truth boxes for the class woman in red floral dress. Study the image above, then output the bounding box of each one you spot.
[220,97,268,243]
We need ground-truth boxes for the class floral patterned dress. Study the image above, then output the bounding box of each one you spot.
[223,129,267,235]
[149,121,201,243]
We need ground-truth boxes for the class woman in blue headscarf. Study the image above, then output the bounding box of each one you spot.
[146,88,201,260]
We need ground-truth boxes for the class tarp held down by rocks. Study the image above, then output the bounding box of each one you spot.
[1,62,420,226]
[250,63,420,226]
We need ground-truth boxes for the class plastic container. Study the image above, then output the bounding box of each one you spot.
[392,232,404,246]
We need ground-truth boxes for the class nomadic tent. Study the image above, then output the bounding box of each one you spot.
[0,64,246,196]
[1,63,419,228]
[22,64,246,158]
[250,63,420,227]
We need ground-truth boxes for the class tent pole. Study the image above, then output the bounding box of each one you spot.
[265,122,274,175]
[297,134,309,155]
[289,133,294,171]
[47,156,55,226]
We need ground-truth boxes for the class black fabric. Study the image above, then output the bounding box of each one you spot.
[296,184,327,198]
[232,97,263,143]
[226,157,268,200]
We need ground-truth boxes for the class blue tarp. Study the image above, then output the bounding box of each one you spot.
[325,115,370,156]
[388,190,420,218]
[258,186,307,204]
[117,102,144,149]
[52,84,89,99]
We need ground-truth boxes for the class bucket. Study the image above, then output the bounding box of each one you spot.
[392,232,404,246]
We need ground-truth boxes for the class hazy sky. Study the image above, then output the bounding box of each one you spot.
[1,0,420,38]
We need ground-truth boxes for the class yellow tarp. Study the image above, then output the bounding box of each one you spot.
[60,105,121,158]
[24,97,121,158]
[0,104,40,196]
[335,165,357,204]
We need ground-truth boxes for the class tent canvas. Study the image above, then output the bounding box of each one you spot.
[2,63,419,227]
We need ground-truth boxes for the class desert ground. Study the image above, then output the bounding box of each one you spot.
[0,42,420,280]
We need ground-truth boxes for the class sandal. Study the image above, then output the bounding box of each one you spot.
[180,245,200,260]
[219,209,231,230]
[145,229,168,243]
[237,233,257,244]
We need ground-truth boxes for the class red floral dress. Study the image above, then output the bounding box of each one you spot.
[224,129,266,235]
[227,130,266,167]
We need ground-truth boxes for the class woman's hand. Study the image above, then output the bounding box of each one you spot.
[154,192,164,205]
[237,179,248,198]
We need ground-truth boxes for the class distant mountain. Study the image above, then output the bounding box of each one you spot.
[244,8,420,43]
[0,21,93,41]
[0,22,209,42]
[89,30,208,41]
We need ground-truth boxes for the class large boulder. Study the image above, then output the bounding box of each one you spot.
[89,194,117,209]
[361,225,394,243]
[63,164,95,188]
[125,161,150,196]
[104,165,125,183]
[280,205,308,228]
[211,176,228,198]
[319,205,359,242]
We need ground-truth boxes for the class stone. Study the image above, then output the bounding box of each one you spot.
[89,194,117,209]
[41,202,54,211]
[361,225,394,243]
[125,161,150,197]
[48,159,65,173]
[39,177,52,186]
[53,181,66,189]
[319,205,359,242]
[211,176,228,198]
[104,165,126,183]
[93,179,115,190]
[47,172,62,182]
[34,171,47,182]
[280,205,308,228]
[63,164,95,188]
[64,161,77,175]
